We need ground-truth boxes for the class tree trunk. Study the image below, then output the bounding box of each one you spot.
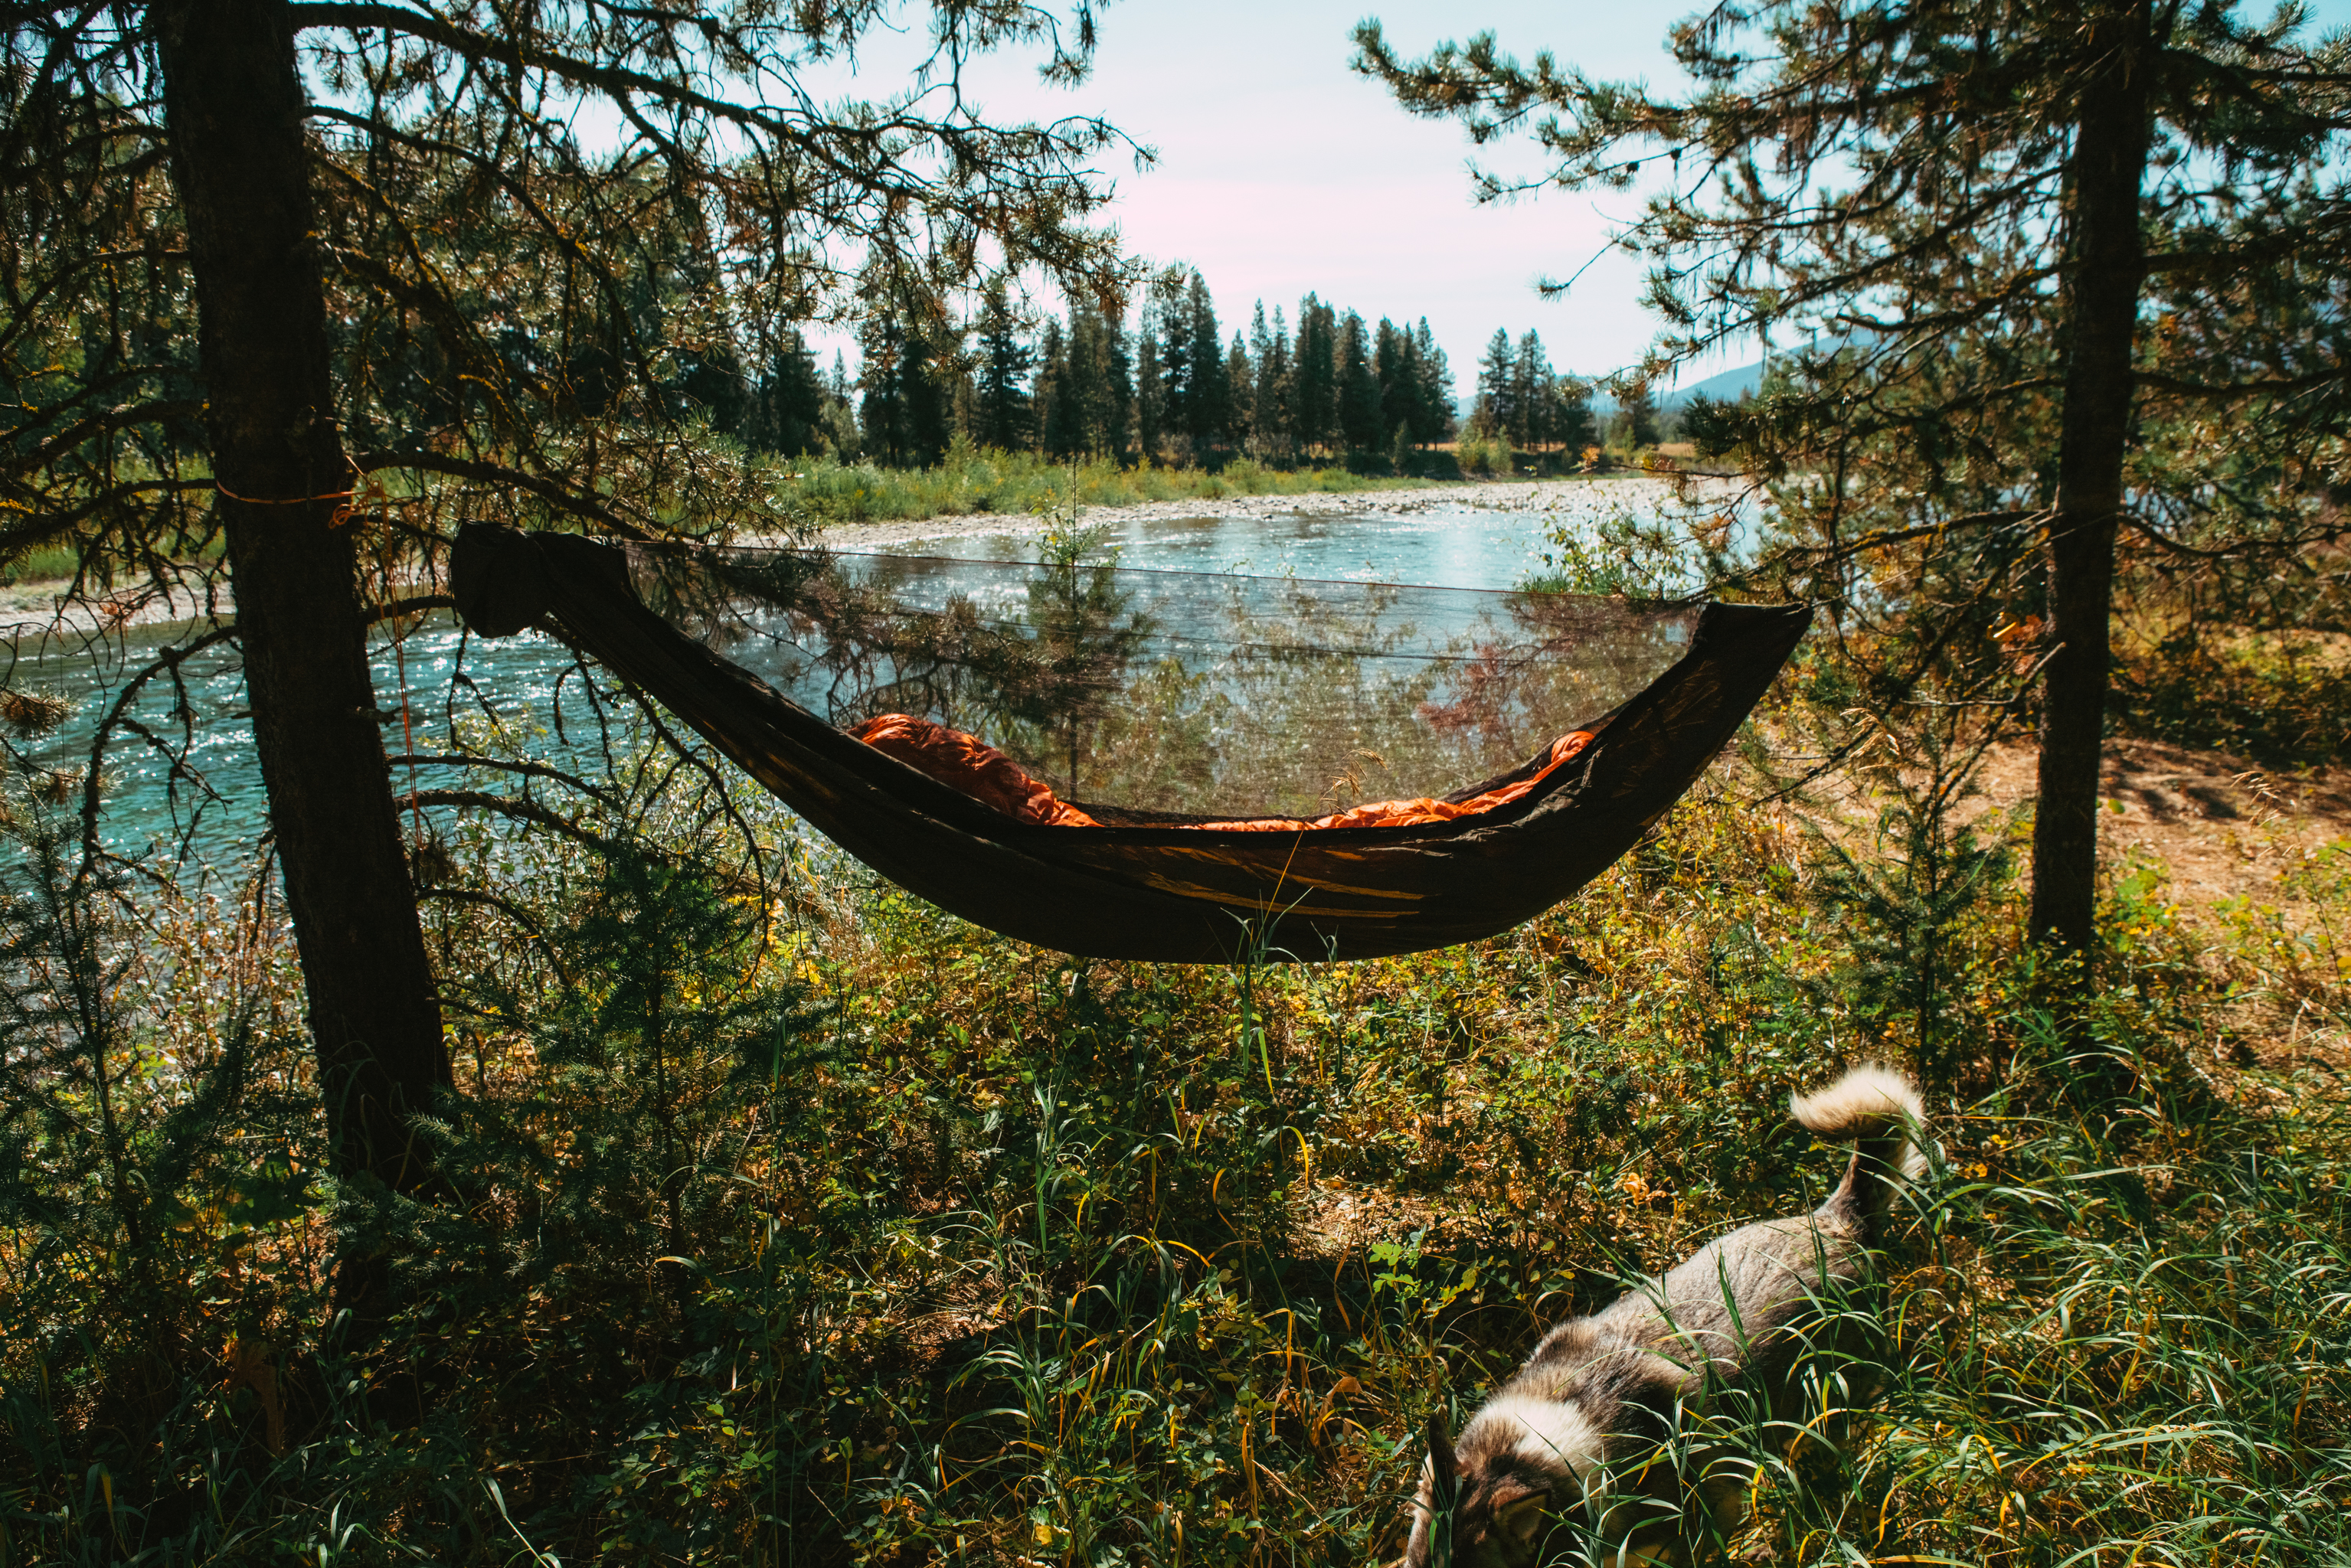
[2029,1,2152,960]
[156,0,450,1263]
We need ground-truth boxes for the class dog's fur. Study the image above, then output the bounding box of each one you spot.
[1401,1067,1928,1566]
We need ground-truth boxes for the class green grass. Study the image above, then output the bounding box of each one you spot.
[1,531,226,590]
[2,544,81,583]
[777,445,1450,526]
[3,731,2348,1566]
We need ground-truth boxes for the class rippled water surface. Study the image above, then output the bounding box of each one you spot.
[8,504,1600,859]
[888,503,1571,585]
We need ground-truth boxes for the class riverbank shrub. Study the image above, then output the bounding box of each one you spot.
[4,739,2349,1564]
[1454,432,1511,476]
[777,445,1434,528]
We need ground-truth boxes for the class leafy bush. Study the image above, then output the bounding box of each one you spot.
[2114,626,2351,768]
[1454,433,1511,476]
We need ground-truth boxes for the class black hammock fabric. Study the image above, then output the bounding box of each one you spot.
[451,524,1810,962]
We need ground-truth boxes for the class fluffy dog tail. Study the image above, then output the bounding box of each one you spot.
[1790,1065,1927,1241]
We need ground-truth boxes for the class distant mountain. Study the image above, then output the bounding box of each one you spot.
[1660,358,1765,407]
[1582,356,1765,413]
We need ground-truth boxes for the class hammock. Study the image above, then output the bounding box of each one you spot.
[451,524,1809,962]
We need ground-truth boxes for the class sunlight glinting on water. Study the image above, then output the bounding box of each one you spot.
[14,501,1674,860]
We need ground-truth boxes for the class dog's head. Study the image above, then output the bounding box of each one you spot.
[1402,1400,1597,1568]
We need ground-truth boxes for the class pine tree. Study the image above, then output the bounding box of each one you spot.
[858,286,956,467]
[1472,328,1516,441]
[749,328,827,456]
[1412,319,1457,443]
[1338,311,1382,453]
[1042,311,1094,459]
[973,277,1034,450]
[1359,0,2351,959]
[1142,268,1187,453]
[855,306,907,462]
[1047,302,1133,457]
[1249,303,1292,459]
[1102,309,1136,459]
[1292,295,1339,452]
[1182,271,1229,445]
[675,341,750,435]
[1512,331,1554,448]
[1135,291,1167,459]
[1033,318,1070,456]
[1613,378,1659,450]
[1553,375,1596,454]
[1373,317,1419,450]
[1225,330,1254,446]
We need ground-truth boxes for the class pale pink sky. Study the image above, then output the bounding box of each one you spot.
[808,0,1716,397]
[816,0,2351,401]
[1023,0,1687,385]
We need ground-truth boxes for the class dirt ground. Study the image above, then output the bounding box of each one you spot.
[1953,737,2351,1083]
[1968,735,2351,919]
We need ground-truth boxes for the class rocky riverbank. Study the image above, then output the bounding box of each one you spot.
[816,473,1700,550]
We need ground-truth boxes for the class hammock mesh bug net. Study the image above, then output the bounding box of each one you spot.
[623,541,1702,824]
[453,525,1809,962]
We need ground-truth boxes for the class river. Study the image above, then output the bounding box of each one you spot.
[4,498,1635,862]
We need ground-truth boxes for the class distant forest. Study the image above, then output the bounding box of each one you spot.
[719,268,1617,468]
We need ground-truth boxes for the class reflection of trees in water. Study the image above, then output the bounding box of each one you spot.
[991,531,1156,797]
[1048,583,1692,819]
[632,546,1692,819]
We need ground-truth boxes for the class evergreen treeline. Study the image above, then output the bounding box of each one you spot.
[718,267,1537,469]
[1467,327,1601,452]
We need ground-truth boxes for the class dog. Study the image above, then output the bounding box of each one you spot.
[1401,1066,1928,1566]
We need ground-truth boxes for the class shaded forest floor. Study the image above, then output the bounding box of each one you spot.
[1981,737,2351,922]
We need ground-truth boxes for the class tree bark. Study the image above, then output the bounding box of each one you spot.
[2030,1,2153,960]
[155,0,450,1237]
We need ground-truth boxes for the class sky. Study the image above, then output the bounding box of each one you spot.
[812,0,2351,403]
[796,1,1716,397]
[986,1,1688,386]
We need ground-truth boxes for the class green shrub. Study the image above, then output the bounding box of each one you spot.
[2114,626,2351,767]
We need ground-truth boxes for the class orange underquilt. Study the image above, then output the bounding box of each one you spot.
[853,713,1597,831]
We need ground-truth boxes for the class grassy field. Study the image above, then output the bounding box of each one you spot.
[5,711,2347,1566]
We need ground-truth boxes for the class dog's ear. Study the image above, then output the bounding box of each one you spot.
[1425,1413,1459,1495]
[1414,1413,1461,1568]
[1490,1482,1548,1551]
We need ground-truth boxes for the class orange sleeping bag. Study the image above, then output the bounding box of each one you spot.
[852,714,1101,826]
[1195,730,1597,829]
[854,714,1597,831]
